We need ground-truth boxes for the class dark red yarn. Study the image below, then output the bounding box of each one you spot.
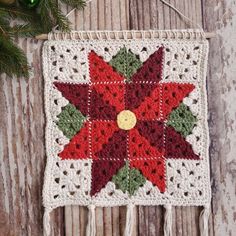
[165,126,200,160]
[54,82,89,116]
[131,47,164,83]
[90,88,117,120]
[91,121,118,159]
[132,85,161,120]
[95,130,127,160]
[129,128,163,159]
[93,83,125,114]
[91,159,125,196]
[136,121,164,153]
[130,158,165,193]
[125,83,158,110]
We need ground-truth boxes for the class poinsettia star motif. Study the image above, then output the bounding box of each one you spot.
[54,46,200,196]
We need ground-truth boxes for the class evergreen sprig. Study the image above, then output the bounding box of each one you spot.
[0,36,29,77]
[0,4,38,22]
[0,0,87,78]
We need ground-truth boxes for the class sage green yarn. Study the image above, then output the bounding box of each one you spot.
[56,103,86,139]
[167,103,197,137]
[109,47,142,81]
[129,167,146,195]
[112,162,129,193]
[112,161,146,195]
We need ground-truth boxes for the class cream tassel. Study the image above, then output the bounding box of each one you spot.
[199,205,210,236]
[164,204,172,236]
[43,209,51,236]
[86,204,96,236]
[124,203,135,236]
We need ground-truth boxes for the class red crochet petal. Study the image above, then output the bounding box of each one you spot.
[89,51,125,83]
[161,83,195,119]
[91,121,119,159]
[130,158,166,193]
[131,47,164,83]
[92,83,125,114]
[128,128,163,160]
[91,159,126,196]
[125,83,158,110]
[54,82,89,116]
[136,121,164,153]
[132,85,161,120]
[165,126,200,160]
[95,130,127,160]
[90,88,117,120]
[58,122,89,160]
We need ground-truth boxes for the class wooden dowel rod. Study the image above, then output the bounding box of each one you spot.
[35,31,216,40]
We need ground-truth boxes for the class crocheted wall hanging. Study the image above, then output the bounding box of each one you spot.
[43,30,211,236]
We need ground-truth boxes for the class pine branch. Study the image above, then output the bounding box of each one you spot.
[38,0,70,32]
[10,23,42,37]
[0,4,38,23]
[37,0,54,32]
[48,0,70,32]
[60,0,86,9]
[0,37,29,78]
[0,14,10,37]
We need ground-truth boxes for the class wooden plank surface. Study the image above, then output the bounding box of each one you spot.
[203,0,236,235]
[0,0,236,235]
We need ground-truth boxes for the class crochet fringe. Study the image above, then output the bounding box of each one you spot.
[86,205,96,236]
[43,209,51,236]
[124,203,135,236]
[164,204,172,236]
[199,205,210,236]
[43,204,210,236]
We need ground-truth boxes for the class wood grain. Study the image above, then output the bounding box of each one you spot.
[0,0,235,235]
[203,0,236,235]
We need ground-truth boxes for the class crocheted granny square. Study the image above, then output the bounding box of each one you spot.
[43,33,210,210]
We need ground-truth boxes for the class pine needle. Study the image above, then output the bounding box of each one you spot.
[10,23,42,37]
[0,37,29,78]
[48,0,71,32]
[0,4,38,23]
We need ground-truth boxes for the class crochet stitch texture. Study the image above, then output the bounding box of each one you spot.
[43,35,210,209]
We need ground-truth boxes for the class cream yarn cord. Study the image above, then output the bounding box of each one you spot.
[164,205,172,236]
[199,205,210,236]
[86,205,96,236]
[43,209,51,236]
[51,0,201,32]
[124,203,135,236]
[160,0,201,29]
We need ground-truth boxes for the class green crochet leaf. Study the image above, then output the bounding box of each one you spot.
[56,103,87,139]
[112,161,146,195]
[112,162,129,193]
[167,103,197,137]
[109,47,142,82]
[129,167,146,195]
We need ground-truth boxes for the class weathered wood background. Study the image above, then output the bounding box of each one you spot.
[0,0,236,235]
